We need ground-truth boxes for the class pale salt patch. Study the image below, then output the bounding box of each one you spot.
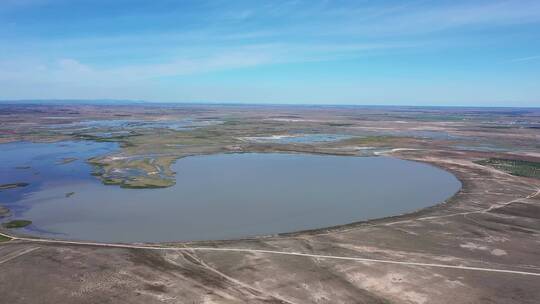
[491,249,507,256]
[460,242,488,251]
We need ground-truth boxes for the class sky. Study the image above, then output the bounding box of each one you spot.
[0,0,539,107]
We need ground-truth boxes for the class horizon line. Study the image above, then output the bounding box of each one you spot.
[0,99,539,109]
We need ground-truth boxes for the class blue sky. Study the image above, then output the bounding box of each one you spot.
[1,0,539,106]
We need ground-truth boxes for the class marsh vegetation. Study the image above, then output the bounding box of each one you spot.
[475,158,540,179]
[2,220,32,228]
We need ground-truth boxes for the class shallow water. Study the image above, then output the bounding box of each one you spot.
[0,141,461,243]
[46,118,222,133]
[242,133,351,143]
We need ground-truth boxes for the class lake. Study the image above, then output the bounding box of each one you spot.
[0,141,461,243]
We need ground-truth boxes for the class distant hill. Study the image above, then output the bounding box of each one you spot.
[0,99,148,105]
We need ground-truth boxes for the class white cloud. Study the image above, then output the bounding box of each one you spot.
[0,39,407,86]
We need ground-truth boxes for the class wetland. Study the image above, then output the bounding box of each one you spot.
[0,104,538,303]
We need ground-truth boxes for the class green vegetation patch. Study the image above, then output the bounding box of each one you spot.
[2,220,32,229]
[0,234,10,242]
[475,158,540,179]
[77,133,138,143]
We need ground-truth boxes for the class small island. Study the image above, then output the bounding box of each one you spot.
[2,220,32,229]
[0,183,29,191]
[0,206,10,217]
[58,157,78,165]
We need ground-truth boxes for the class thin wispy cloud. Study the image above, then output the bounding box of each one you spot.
[0,0,539,106]
[509,55,540,62]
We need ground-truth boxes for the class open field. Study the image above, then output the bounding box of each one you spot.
[0,103,539,303]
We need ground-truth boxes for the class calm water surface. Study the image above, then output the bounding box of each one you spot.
[0,141,461,242]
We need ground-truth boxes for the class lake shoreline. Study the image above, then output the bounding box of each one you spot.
[0,147,462,244]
